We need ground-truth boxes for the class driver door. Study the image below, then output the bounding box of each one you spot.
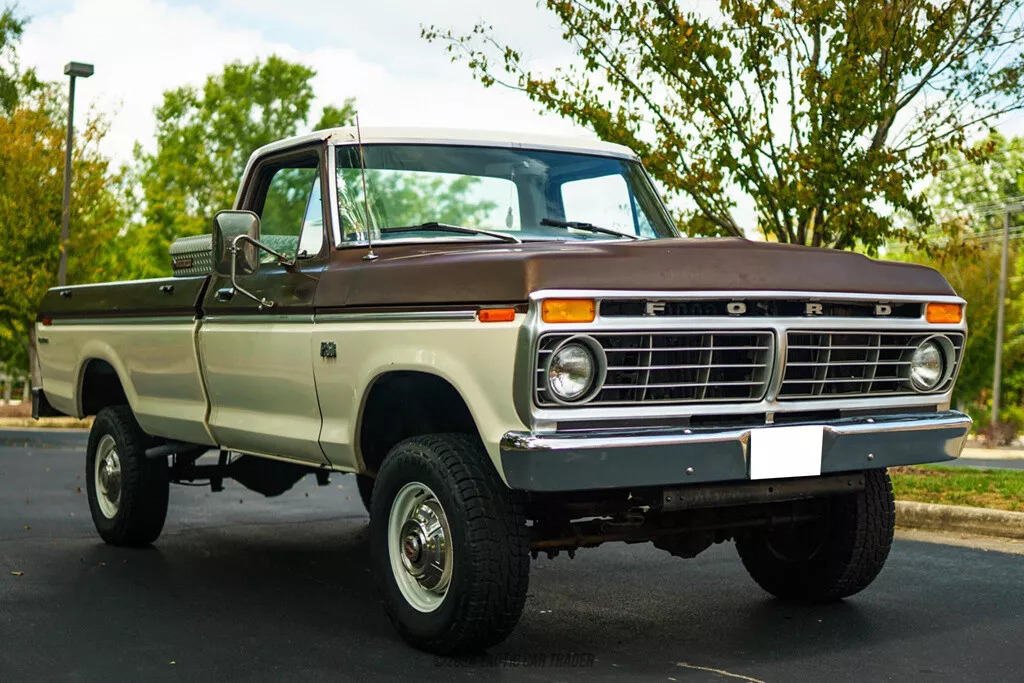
[199,146,330,465]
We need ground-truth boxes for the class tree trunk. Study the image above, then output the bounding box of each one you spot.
[2,378,10,405]
[22,379,29,403]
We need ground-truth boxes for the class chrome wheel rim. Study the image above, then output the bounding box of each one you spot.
[388,481,453,613]
[94,434,122,519]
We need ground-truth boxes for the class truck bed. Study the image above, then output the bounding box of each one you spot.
[37,276,208,320]
[36,276,214,445]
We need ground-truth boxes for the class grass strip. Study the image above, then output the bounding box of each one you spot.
[890,465,1024,513]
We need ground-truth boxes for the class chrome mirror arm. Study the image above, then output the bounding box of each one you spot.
[228,234,297,310]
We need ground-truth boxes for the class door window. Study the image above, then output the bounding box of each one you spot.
[259,165,321,260]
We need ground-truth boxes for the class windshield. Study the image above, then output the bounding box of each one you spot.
[335,144,678,243]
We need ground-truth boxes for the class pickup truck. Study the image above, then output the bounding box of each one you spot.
[34,127,971,655]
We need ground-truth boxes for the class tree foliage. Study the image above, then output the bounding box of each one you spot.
[131,55,356,276]
[928,131,1024,215]
[898,132,1024,431]
[0,84,129,378]
[425,0,1024,251]
[0,6,25,114]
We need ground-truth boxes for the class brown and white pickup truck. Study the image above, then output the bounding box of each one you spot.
[34,127,971,654]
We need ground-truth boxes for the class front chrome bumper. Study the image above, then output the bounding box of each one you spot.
[499,410,972,492]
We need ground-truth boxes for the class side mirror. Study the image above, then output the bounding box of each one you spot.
[212,210,260,276]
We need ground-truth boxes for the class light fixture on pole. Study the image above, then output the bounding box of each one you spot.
[59,61,94,287]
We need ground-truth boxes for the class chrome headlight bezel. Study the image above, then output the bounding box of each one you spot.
[543,335,607,405]
[909,335,955,393]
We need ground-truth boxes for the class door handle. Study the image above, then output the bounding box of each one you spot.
[159,284,175,294]
[216,287,235,302]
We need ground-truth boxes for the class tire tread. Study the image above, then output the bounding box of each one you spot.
[87,406,168,546]
[371,433,529,654]
[736,468,894,602]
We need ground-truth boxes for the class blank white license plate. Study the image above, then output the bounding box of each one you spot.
[749,425,824,480]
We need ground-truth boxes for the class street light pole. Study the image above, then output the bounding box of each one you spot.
[992,202,1022,427]
[59,61,94,287]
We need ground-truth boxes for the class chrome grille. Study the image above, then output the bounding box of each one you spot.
[779,331,965,400]
[536,331,774,406]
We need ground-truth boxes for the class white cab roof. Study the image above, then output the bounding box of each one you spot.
[248,126,639,161]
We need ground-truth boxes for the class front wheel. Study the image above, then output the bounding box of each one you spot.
[369,434,530,655]
[735,468,895,602]
[86,406,169,546]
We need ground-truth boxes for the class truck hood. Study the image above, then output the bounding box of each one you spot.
[332,238,955,308]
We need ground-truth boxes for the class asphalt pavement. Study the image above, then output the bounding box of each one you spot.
[2,429,1023,682]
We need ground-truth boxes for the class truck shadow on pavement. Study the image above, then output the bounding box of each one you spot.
[55,516,987,675]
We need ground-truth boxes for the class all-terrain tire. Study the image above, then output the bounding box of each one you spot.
[86,405,169,546]
[370,434,530,655]
[735,468,895,602]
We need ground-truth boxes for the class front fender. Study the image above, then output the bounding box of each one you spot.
[312,317,527,476]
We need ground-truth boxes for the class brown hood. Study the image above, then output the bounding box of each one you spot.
[321,238,955,309]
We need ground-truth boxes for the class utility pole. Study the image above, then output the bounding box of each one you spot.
[992,202,1022,426]
[59,61,94,287]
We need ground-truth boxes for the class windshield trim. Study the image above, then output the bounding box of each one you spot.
[331,139,639,162]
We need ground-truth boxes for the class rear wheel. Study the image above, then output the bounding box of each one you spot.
[735,468,895,602]
[86,406,169,546]
[369,434,529,654]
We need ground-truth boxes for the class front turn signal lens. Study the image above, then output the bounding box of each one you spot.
[542,299,596,324]
[926,303,963,324]
[478,308,516,323]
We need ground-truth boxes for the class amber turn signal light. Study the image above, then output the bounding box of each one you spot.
[478,308,516,323]
[926,303,963,324]
[541,299,596,323]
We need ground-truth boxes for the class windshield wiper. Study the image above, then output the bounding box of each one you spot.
[380,222,522,244]
[539,218,639,240]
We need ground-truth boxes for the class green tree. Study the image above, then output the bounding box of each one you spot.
[928,132,1024,216]
[0,6,26,113]
[897,132,1024,432]
[425,1,1024,251]
[131,55,355,276]
[0,84,130,382]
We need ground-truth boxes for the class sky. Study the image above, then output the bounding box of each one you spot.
[18,0,590,163]
[15,0,1024,235]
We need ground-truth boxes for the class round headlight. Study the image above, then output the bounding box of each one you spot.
[547,342,597,402]
[910,339,945,391]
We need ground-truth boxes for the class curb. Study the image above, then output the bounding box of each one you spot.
[896,500,1024,541]
[0,418,93,429]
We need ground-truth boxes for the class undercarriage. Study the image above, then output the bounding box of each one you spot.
[524,472,865,558]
